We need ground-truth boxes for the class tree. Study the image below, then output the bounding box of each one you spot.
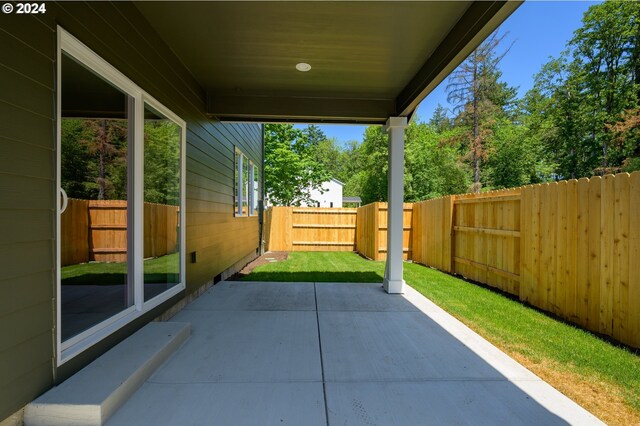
[303,124,327,148]
[428,104,452,133]
[82,119,128,200]
[144,120,181,205]
[61,119,92,199]
[404,122,471,200]
[60,118,128,200]
[608,107,640,171]
[446,31,514,192]
[264,124,331,206]
[528,1,640,178]
[484,119,553,188]
[357,126,389,204]
[570,1,640,173]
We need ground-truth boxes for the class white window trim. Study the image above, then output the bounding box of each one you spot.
[242,154,249,216]
[235,148,243,217]
[249,161,260,216]
[56,27,186,366]
[248,162,255,216]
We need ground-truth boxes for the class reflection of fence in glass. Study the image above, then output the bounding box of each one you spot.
[61,199,179,266]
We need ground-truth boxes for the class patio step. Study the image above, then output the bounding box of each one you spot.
[24,321,191,426]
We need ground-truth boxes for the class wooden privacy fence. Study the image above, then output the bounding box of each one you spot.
[355,202,413,260]
[265,206,357,251]
[61,199,179,265]
[411,172,639,349]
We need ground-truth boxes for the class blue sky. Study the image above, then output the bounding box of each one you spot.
[297,1,598,146]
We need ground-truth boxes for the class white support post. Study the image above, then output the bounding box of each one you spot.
[383,116,407,294]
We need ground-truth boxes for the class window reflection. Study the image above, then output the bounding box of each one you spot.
[60,52,133,341]
[143,104,182,301]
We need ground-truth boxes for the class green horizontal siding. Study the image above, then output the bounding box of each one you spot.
[0,1,262,420]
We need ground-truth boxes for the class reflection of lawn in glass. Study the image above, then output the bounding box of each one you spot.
[62,253,179,285]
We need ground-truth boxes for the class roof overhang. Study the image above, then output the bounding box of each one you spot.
[135,1,521,124]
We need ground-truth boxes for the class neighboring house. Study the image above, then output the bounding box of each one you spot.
[0,1,518,421]
[302,178,344,208]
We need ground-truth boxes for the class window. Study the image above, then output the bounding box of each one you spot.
[249,161,259,216]
[242,154,249,215]
[234,148,248,216]
[57,28,186,363]
[235,149,241,215]
[235,149,259,217]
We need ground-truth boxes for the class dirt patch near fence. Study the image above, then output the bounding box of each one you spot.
[228,252,289,280]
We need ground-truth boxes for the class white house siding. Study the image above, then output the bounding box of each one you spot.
[302,179,343,208]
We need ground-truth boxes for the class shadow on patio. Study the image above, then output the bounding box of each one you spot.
[106,281,600,425]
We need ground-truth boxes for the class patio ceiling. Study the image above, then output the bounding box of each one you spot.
[135,1,521,124]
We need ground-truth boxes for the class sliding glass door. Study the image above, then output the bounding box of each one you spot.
[57,28,186,362]
[59,51,135,343]
[143,103,182,301]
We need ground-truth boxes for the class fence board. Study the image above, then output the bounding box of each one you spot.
[376,203,413,261]
[613,173,630,342]
[450,189,521,295]
[412,196,453,272]
[61,199,89,266]
[588,177,602,332]
[565,179,578,323]
[88,200,128,262]
[267,206,355,252]
[576,178,590,327]
[61,199,179,265]
[629,172,640,348]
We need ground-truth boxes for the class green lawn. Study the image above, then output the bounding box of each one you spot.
[243,251,640,421]
[62,253,179,285]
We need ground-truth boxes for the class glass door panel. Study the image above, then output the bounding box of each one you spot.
[143,103,182,301]
[60,52,134,342]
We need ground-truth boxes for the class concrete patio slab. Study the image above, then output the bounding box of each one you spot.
[319,310,533,382]
[185,281,316,311]
[153,310,322,383]
[108,382,326,426]
[316,282,419,312]
[325,381,600,425]
[102,281,602,425]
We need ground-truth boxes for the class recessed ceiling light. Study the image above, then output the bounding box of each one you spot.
[296,62,312,72]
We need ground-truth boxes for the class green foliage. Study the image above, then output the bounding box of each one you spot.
[61,118,128,200]
[264,124,331,206]
[527,1,640,178]
[357,126,389,204]
[404,122,471,200]
[61,118,181,205]
[484,119,554,189]
[144,120,181,205]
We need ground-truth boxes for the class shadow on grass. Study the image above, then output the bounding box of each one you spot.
[238,270,384,283]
